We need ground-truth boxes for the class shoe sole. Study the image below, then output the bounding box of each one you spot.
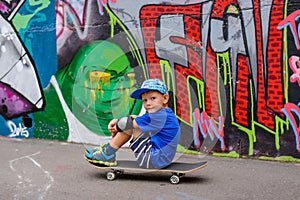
[84,155,117,167]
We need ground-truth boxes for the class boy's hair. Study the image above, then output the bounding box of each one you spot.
[130,79,168,99]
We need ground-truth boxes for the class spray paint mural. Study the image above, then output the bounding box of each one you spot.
[0,0,300,160]
[0,0,56,138]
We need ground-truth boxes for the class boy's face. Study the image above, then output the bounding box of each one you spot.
[141,91,169,113]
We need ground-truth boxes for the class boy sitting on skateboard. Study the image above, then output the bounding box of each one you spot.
[85,79,180,169]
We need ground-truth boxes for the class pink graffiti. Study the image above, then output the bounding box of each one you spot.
[0,83,33,119]
[0,1,16,14]
[289,56,300,86]
[278,10,300,50]
[0,2,10,14]
[55,1,77,40]
[193,108,225,151]
[281,103,300,152]
[97,0,117,15]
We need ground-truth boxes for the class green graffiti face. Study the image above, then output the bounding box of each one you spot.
[73,65,135,124]
[59,40,138,136]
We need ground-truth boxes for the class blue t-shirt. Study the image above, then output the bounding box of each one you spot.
[135,108,180,168]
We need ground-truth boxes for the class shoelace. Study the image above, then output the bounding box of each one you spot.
[92,144,107,156]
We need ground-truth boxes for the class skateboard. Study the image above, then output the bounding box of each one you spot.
[84,156,207,184]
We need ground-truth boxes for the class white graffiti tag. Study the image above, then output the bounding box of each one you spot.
[7,120,30,138]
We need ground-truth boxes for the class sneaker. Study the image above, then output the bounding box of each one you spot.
[87,145,117,166]
[85,144,105,155]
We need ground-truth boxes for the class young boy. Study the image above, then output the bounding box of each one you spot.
[85,79,180,169]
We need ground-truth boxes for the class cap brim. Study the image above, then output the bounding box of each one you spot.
[130,88,152,99]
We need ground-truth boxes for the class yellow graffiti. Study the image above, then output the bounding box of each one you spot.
[88,71,110,102]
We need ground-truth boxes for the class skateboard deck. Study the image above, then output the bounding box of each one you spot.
[84,156,207,184]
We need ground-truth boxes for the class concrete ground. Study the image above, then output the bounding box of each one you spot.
[0,136,299,200]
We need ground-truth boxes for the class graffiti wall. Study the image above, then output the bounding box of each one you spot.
[1,0,300,160]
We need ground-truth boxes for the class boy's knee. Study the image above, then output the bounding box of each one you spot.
[116,116,134,132]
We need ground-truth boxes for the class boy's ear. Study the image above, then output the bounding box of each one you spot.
[163,94,169,104]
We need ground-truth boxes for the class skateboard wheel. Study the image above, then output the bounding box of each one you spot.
[106,171,116,181]
[170,175,180,184]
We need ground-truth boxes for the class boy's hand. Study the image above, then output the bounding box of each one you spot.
[108,119,118,137]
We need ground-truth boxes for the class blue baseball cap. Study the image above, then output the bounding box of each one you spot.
[130,79,168,99]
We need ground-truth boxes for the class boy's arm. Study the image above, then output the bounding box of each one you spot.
[131,116,141,132]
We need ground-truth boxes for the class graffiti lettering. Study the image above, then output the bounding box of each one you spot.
[108,1,287,156]
[97,0,117,15]
[56,0,92,48]
[281,103,300,152]
[210,11,247,98]
[193,108,225,151]
[288,56,300,86]
[7,121,30,138]
[278,10,300,50]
